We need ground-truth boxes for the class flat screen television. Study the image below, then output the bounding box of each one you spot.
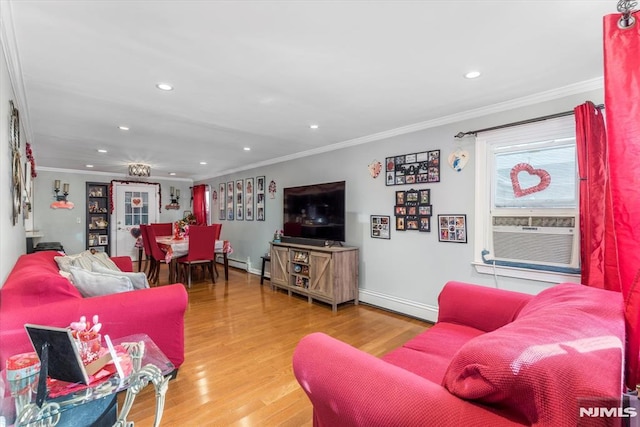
[283,181,346,243]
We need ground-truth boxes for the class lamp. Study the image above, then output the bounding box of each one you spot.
[128,163,151,177]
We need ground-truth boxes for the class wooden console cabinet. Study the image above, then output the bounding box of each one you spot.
[269,242,359,312]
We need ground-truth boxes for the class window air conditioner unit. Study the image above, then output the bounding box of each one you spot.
[490,216,579,269]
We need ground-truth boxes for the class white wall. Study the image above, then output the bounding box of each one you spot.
[200,88,603,321]
[0,34,26,283]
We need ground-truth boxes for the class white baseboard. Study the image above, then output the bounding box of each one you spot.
[358,289,438,323]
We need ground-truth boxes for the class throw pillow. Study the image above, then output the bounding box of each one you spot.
[91,261,149,290]
[69,266,133,297]
[73,250,120,271]
[54,253,83,272]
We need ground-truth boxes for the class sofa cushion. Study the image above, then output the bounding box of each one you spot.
[54,253,83,272]
[91,262,149,290]
[73,251,120,271]
[442,283,624,426]
[69,266,133,297]
[382,323,484,383]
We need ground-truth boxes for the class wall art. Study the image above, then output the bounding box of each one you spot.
[245,177,254,221]
[385,150,440,186]
[394,188,433,232]
[235,179,244,221]
[219,183,226,220]
[256,176,266,221]
[226,181,234,220]
[438,214,467,243]
[370,215,390,239]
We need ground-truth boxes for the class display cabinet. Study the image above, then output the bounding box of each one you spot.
[269,242,359,312]
[86,182,110,255]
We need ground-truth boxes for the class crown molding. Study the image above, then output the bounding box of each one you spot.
[37,166,193,182]
[1,0,33,143]
[199,77,604,181]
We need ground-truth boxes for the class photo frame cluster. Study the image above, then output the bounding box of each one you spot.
[385,150,440,186]
[370,215,391,239]
[395,188,432,232]
[219,176,266,221]
[437,214,467,243]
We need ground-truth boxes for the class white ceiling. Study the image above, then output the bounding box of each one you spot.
[5,1,614,181]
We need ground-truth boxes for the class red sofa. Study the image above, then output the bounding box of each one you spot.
[293,281,625,426]
[0,251,188,370]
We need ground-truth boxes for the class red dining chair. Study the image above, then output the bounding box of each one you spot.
[150,222,173,237]
[138,224,153,277]
[175,225,216,288]
[144,224,170,285]
[210,223,222,278]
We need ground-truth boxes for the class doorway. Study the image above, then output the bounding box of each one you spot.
[111,182,159,260]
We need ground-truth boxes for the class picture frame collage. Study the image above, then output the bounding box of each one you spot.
[370,215,391,239]
[394,188,432,232]
[219,176,266,221]
[437,214,467,243]
[385,150,440,186]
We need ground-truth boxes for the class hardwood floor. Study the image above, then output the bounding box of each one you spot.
[120,264,432,426]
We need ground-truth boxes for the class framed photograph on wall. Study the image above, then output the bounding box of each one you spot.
[370,215,391,239]
[235,179,244,221]
[98,235,108,245]
[438,214,467,243]
[219,183,226,220]
[227,181,234,220]
[256,176,266,221]
[245,178,254,221]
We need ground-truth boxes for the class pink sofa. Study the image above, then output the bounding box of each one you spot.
[293,281,625,426]
[0,251,188,370]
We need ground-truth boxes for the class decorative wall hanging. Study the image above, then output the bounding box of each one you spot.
[235,179,244,221]
[268,180,277,199]
[10,101,24,224]
[370,215,391,239]
[448,149,469,172]
[394,188,432,232]
[438,215,467,243]
[510,163,551,197]
[385,150,440,186]
[256,176,266,221]
[226,182,234,220]
[368,160,382,178]
[219,183,226,220]
[245,178,254,221]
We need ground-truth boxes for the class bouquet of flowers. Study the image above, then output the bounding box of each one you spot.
[69,315,102,364]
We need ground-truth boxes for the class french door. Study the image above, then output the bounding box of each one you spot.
[111,183,159,260]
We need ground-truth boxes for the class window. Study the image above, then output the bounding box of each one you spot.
[474,115,580,282]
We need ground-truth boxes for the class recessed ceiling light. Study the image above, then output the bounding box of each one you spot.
[156,83,173,91]
[86,164,94,168]
[464,71,481,79]
[97,149,107,153]
[243,147,251,151]
[118,126,130,131]
[309,124,319,129]
[169,172,176,176]
[200,161,207,165]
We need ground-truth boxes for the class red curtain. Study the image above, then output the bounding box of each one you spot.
[603,10,640,390]
[192,184,209,225]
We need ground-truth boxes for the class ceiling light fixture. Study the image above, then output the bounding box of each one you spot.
[464,71,481,79]
[200,161,207,165]
[86,164,94,168]
[128,163,151,177]
[309,124,319,129]
[97,149,107,153]
[156,83,173,91]
[118,126,130,131]
[243,147,251,151]
[169,172,176,176]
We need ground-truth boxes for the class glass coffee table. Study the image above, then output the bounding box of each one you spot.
[4,333,174,427]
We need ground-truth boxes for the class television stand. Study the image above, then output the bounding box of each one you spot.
[269,241,359,312]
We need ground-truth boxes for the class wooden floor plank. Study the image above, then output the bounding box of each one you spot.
[119,264,431,425]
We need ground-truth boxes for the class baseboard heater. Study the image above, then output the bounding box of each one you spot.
[216,255,248,271]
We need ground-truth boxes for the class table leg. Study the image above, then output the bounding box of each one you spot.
[224,252,229,281]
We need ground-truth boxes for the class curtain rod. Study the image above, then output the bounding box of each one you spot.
[453,103,604,139]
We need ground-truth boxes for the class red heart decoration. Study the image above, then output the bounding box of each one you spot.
[132,198,142,206]
[510,163,551,197]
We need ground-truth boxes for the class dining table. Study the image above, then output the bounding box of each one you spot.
[137,235,233,283]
